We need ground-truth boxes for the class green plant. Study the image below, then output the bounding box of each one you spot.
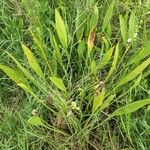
[0,0,150,149]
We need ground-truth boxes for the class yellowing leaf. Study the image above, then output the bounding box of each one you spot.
[22,44,44,78]
[92,88,105,112]
[27,116,45,126]
[55,9,67,50]
[88,28,96,55]
[50,76,66,92]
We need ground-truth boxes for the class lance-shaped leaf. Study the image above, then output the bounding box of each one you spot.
[119,15,127,44]
[129,12,137,39]
[102,1,115,32]
[111,99,150,116]
[100,94,116,111]
[92,87,105,112]
[105,43,119,81]
[50,76,66,92]
[22,44,44,78]
[117,57,150,87]
[98,46,114,69]
[90,4,99,30]
[76,9,85,40]
[0,64,28,85]
[88,28,96,55]
[55,9,67,49]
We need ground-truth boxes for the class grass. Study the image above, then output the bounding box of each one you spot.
[0,0,150,149]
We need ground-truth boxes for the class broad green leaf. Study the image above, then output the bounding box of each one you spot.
[87,0,96,7]
[55,9,67,49]
[27,116,45,126]
[6,52,43,91]
[127,48,150,66]
[102,1,115,32]
[90,4,99,29]
[50,76,66,92]
[111,99,150,116]
[0,64,28,85]
[117,57,150,87]
[118,74,142,99]
[106,23,112,38]
[92,88,105,112]
[76,9,85,40]
[119,15,127,44]
[129,12,137,39]
[52,35,63,65]
[100,94,116,111]
[102,36,109,52]
[6,52,36,83]
[90,60,96,76]
[22,44,44,78]
[105,43,119,81]
[17,83,33,93]
[98,47,114,69]
[29,28,51,72]
[77,40,86,60]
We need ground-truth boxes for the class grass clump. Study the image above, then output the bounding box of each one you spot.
[0,0,150,149]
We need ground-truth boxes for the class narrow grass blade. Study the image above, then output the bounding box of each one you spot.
[92,88,105,112]
[22,44,44,78]
[117,57,150,87]
[50,76,66,92]
[55,9,67,50]
[102,1,115,32]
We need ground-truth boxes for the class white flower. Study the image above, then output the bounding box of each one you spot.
[32,109,38,116]
[127,38,132,43]
[134,33,138,38]
[71,101,77,109]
